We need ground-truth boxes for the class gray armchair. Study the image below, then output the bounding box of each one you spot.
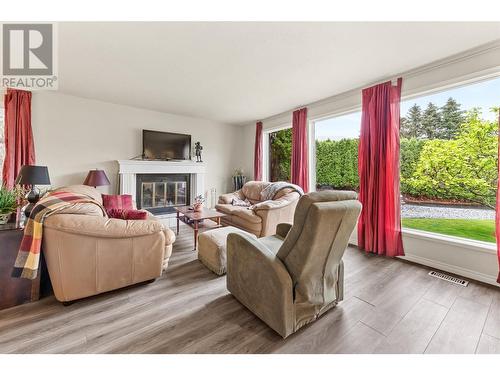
[226,190,361,338]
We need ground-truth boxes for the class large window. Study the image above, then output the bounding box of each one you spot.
[312,76,499,244]
[268,128,292,182]
[315,112,361,191]
[399,77,500,243]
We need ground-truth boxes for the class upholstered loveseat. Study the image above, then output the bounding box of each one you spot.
[42,185,176,303]
[216,181,301,237]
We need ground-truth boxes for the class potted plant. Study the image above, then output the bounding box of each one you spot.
[0,185,24,225]
[192,194,205,212]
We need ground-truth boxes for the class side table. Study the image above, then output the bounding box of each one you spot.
[0,223,46,310]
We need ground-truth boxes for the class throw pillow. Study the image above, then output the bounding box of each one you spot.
[102,194,133,211]
[107,208,148,220]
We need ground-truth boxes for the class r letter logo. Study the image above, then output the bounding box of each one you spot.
[1,23,58,90]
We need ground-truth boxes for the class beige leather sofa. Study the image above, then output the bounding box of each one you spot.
[42,185,176,303]
[226,190,361,338]
[216,181,300,237]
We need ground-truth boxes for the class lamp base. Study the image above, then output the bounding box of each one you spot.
[23,187,40,220]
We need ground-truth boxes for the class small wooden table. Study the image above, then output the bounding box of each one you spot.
[175,206,226,250]
[0,223,41,310]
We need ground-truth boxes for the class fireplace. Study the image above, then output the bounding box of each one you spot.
[118,159,205,225]
[136,174,190,214]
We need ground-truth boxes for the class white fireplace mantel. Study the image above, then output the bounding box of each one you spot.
[116,160,206,215]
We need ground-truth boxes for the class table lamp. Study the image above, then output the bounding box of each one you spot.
[15,165,51,218]
[83,169,110,188]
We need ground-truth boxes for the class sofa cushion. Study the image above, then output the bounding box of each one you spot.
[258,234,284,256]
[107,208,148,220]
[241,181,271,202]
[215,204,262,224]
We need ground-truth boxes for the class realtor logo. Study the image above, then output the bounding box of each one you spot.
[1,23,58,90]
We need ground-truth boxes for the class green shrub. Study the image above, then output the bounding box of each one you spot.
[400,138,426,195]
[269,128,292,181]
[406,111,498,208]
[316,138,359,190]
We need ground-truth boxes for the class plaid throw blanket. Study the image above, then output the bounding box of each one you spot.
[12,191,106,279]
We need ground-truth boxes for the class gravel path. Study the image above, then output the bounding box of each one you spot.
[401,204,495,220]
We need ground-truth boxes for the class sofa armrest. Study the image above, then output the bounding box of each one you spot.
[226,232,294,337]
[276,223,292,239]
[218,190,244,204]
[43,214,166,239]
[146,211,176,246]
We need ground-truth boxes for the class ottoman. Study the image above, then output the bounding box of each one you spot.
[198,226,256,275]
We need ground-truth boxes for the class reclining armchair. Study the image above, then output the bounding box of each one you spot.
[216,181,301,237]
[226,190,361,338]
[42,185,176,303]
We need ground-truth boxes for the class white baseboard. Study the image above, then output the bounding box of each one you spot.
[400,253,499,287]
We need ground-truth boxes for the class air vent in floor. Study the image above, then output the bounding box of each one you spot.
[428,270,469,287]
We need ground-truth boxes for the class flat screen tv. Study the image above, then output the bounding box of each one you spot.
[142,130,191,161]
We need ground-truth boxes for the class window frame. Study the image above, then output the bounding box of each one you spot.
[307,72,500,248]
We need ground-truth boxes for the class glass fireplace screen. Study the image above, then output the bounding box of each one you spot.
[136,173,190,214]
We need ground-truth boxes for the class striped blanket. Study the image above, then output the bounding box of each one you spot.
[12,190,105,279]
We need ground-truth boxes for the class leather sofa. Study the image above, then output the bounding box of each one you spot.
[42,185,175,303]
[216,181,300,237]
[226,190,361,338]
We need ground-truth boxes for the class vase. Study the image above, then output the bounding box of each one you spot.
[0,213,11,225]
[193,203,203,212]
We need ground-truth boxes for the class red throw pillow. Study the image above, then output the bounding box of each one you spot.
[107,208,148,220]
[102,194,133,211]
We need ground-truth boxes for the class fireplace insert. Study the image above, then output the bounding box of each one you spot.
[136,174,190,215]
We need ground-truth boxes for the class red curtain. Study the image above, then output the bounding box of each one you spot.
[358,79,404,257]
[291,107,309,192]
[254,121,263,181]
[2,89,35,189]
[496,110,500,283]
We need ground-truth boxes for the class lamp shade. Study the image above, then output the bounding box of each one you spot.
[15,165,51,186]
[83,169,110,187]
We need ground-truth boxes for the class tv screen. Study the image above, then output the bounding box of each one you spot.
[142,130,191,161]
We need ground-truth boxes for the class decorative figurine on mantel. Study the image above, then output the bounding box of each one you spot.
[194,141,203,162]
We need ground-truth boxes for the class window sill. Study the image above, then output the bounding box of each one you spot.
[401,228,496,255]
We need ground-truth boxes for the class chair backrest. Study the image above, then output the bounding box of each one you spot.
[276,191,361,305]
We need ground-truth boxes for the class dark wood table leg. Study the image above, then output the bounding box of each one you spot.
[176,211,180,235]
[194,220,199,251]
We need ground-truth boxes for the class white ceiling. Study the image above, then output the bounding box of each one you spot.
[58,22,500,124]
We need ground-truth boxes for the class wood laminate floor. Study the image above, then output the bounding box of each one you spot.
[1,225,500,354]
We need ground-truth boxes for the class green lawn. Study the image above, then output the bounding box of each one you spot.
[402,218,496,243]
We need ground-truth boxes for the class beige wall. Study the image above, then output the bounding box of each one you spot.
[31,91,242,196]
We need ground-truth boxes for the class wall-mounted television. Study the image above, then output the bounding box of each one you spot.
[142,130,191,161]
